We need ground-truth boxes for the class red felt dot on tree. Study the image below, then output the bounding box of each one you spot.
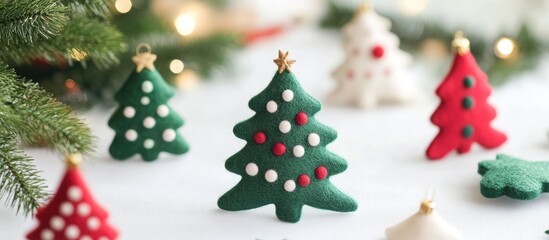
[295,112,309,126]
[315,166,328,180]
[297,174,310,187]
[253,131,267,144]
[371,45,384,59]
[272,142,286,156]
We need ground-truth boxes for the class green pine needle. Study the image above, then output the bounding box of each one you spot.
[0,0,69,46]
[0,127,48,216]
[61,0,111,18]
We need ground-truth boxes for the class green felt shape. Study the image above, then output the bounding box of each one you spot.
[108,68,189,161]
[218,70,358,223]
[478,154,549,200]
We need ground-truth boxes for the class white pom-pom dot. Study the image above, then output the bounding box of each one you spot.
[157,105,169,117]
[143,117,156,129]
[77,203,91,217]
[308,133,320,146]
[162,129,176,142]
[265,169,278,183]
[284,180,296,192]
[142,81,154,93]
[279,120,291,134]
[125,129,138,141]
[123,106,135,118]
[141,96,150,105]
[40,229,54,240]
[293,145,305,157]
[245,163,259,176]
[50,216,65,231]
[87,217,101,230]
[144,139,155,149]
[67,186,82,201]
[65,225,80,239]
[60,202,74,216]
[282,90,294,102]
[266,101,278,113]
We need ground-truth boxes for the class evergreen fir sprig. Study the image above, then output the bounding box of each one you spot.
[0,0,69,46]
[0,128,48,216]
[61,0,111,18]
[0,64,94,155]
[1,18,126,70]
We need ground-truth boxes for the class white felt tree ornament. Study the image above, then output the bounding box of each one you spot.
[385,188,463,240]
[328,5,419,108]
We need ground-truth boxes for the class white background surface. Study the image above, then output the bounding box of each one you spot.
[3,27,549,239]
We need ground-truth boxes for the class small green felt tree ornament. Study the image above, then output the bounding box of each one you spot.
[218,50,358,223]
[478,154,549,200]
[108,44,189,161]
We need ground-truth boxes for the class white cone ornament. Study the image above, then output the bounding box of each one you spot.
[328,5,419,108]
[385,192,462,240]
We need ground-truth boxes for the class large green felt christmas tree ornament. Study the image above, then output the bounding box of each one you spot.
[478,154,549,200]
[218,50,358,223]
[108,44,189,161]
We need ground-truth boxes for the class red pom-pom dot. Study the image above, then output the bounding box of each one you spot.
[297,174,310,187]
[315,166,328,180]
[272,142,286,156]
[253,131,266,144]
[371,45,384,59]
[294,112,309,126]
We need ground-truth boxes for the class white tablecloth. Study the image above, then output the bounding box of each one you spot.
[2,28,549,240]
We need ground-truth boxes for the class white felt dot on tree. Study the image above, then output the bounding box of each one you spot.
[80,236,92,240]
[143,117,156,129]
[156,105,169,117]
[40,229,54,240]
[265,169,278,183]
[50,216,65,231]
[144,139,155,149]
[266,101,278,113]
[65,225,80,239]
[284,180,296,192]
[77,203,91,217]
[308,133,320,146]
[125,129,138,142]
[162,129,176,142]
[141,96,150,105]
[87,217,101,230]
[279,120,291,133]
[60,202,74,216]
[123,106,135,118]
[141,81,154,93]
[293,145,305,157]
[245,163,259,176]
[67,186,82,201]
[282,90,294,102]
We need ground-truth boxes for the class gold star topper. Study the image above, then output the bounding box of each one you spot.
[132,43,157,73]
[273,50,296,74]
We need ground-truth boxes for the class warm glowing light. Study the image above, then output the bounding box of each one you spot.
[494,37,518,60]
[115,0,132,14]
[65,79,76,89]
[175,70,200,90]
[175,14,196,36]
[169,59,185,74]
[397,0,429,16]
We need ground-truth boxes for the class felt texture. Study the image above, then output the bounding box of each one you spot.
[218,71,358,223]
[426,51,507,160]
[27,167,118,240]
[478,154,549,200]
[328,8,418,108]
[108,68,189,161]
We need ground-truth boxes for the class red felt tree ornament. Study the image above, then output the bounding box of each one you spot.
[27,154,119,240]
[426,32,507,160]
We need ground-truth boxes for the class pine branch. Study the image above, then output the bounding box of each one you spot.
[0,63,94,154]
[61,0,111,18]
[1,17,126,70]
[0,0,69,46]
[0,126,48,216]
